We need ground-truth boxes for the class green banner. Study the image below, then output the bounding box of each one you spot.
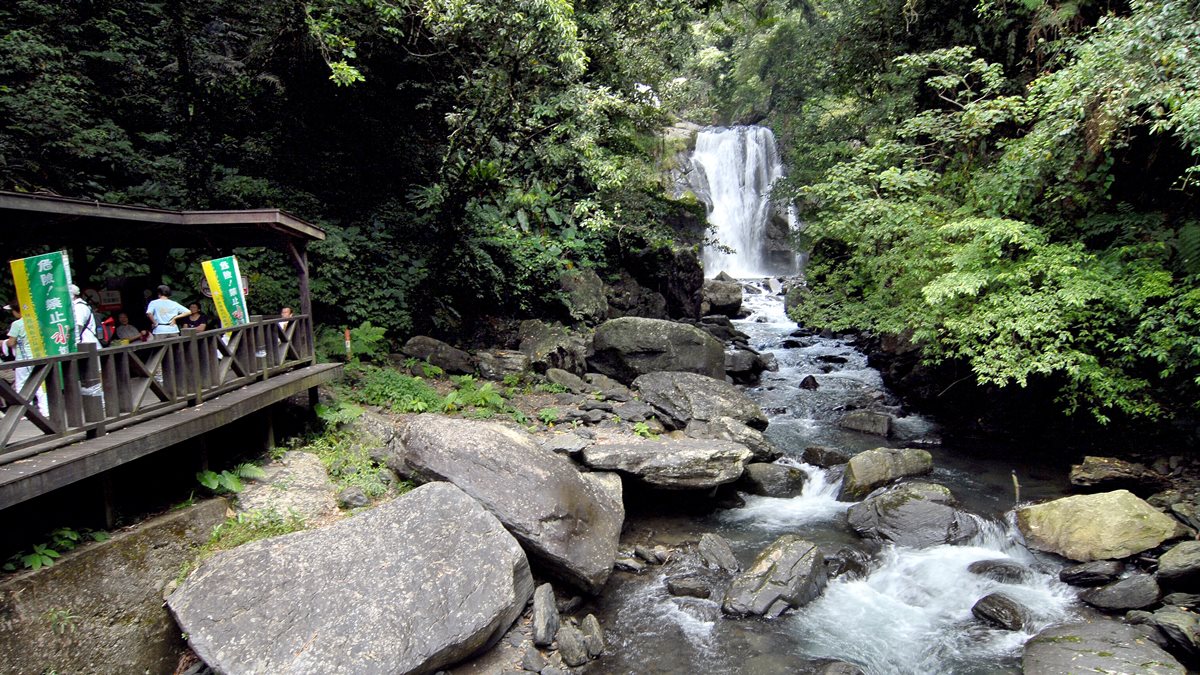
[201,255,248,329]
[10,251,75,357]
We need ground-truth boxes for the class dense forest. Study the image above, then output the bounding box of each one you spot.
[1,0,1197,429]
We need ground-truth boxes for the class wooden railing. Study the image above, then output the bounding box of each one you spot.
[0,314,315,462]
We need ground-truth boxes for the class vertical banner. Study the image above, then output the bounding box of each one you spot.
[10,251,75,357]
[201,255,248,329]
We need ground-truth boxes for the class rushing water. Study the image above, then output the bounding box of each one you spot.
[590,286,1082,674]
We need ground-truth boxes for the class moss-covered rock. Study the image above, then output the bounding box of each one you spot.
[1016,490,1190,562]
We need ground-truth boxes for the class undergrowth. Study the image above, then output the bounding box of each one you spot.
[176,508,306,584]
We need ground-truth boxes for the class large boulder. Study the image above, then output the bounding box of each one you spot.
[1159,541,1200,590]
[1016,490,1189,562]
[1023,621,1184,675]
[168,482,534,675]
[838,448,933,500]
[399,415,623,593]
[1128,607,1200,660]
[684,416,780,461]
[475,349,530,381]
[740,463,807,498]
[725,348,772,385]
[1069,455,1169,496]
[518,320,588,376]
[604,271,669,320]
[402,335,475,375]
[580,438,752,490]
[559,268,609,325]
[589,318,725,384]
[700,278,743,317]
[634,371,768,431]
[845,482,979,548]
[235,450,339,527]
[721,535,827,619]
[837,410,894,438]
[1079,573,1161,611]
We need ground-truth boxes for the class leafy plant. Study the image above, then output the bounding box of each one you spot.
[352,366,444,413]
[22,544,60,571]
[442,376,508,413]
[632,422,657,439]
[196,462,266,495]
[533,382,569,394]
[537,407,561,425]
[43,608,80,635]
[315,400,364,427]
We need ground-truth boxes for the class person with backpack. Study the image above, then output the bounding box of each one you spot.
[70,285,100,346]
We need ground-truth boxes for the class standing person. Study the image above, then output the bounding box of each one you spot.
[70,285,100,346]
[4,303,49,417]
[145,285,190,339]
[179,302,208,332]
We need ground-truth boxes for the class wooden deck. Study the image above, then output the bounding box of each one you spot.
[0,362,341,511]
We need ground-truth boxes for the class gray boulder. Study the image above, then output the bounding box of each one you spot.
[402,335,475,374]
[1128,607,1200,659]
[685,416,780,461]
[1158,540,1200,590]
[634,371,768,431]
[1069,455,1169,496]
[336,485,370,509]
[519,320,588,375]
[845,482,979,548]
[532,583,559,647]
[1016,490,1189,562]
[838,448,933,500]
[399,415,623,593]
[971,592,1031,631]
[1079,573,1161,610]
[699,533,741,573]
[1060,560,1124,586]
[589,318,725,384]
[556,625,590,667]
[967,559,1032,584]
[168,483,534,675]
[802,446,850,467]
[235,450,338,526]
[740,463,807,498]
[725,348,768,385]
[559,268,609,325]
[722,535,827,619]
[474,349,530,381]
[1023,621,1184,674]
[546,368,592,394]
[701,278,743,317]
[580,438,752,490]
[837,410,893,437]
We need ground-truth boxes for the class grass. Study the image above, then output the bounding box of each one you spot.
[176,508,306,584]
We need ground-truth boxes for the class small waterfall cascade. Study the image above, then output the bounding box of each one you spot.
[689,126,798,278]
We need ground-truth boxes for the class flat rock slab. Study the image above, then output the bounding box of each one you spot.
[1023,621,1184,674]
[400,415,623,593]
[236,450,339,527]
[1016,490,1189,562]
[839,448,933,500]
[168,482,534,675]
[633,371,768,431]
[581,438,752,489]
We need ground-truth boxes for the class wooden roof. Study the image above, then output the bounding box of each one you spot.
[0,191,325,248]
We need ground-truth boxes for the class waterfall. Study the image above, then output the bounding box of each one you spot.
[689,126,797,278]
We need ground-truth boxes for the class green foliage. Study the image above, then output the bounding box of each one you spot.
[632,421,657,438]
[178,508,308,583]
[315,400,365,427]
[2,526,109,573]
[442,376,508,413]
[293,401,410,499]
[533,382,569,394]
[196,462,266,495]
[43,608,81,635]
[352,366,444,413]
[537,407,561,425]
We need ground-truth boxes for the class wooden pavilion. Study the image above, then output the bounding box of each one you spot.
[0,191,342,515]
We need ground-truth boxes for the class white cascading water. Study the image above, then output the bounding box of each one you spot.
[690,126,794,278]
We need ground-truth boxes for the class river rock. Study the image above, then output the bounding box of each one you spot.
[336,485,370,509]
[1016,490,1189,562]
[845,482,979,548]
[541,432,592,456]
[722,535,827,619]
[580,438,752,489]
[701,277,743,317]
[532,583,560,647]
[971,592,1031,631]
[967,559,1032,584]
[581,614,605,657]
[685,416,780,461]
[696,314,748,343]
[613,400,655,422]
[475,349,530,381]
[1163,593,1200,608]
[699,533,741,572]
[667,574,715,599]
[589,318,725,384]
[399,415,623,593]
[1069,455,1169,496]
[546,367,591,394]
[818,663,866,675]
[1079,573,1160,610]
[1059,560,1125,586]
[837,410,893,437]
[802,446,850,467]
[740,463,807,498]
[1128,607,1200,659]
[605,271,670,320]
[838,448,933,500]
[519,320,588,375]
[402,335,475,374]
[725,348,770,385]
[556,624,590,667]
[1023,621,1184,674]
[1158,541,1200,590]
[168,483,534,675]
[634,371,768,431]
[560,268,609,324]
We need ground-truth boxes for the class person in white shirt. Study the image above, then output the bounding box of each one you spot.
[4,303,48,417]
[69,284,99,346]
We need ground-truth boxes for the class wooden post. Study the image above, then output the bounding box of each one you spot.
[263,408,275,452]
[101,474,116,530]
[287,240,316,365]
[182,328,202,403]
[79,343,106,438]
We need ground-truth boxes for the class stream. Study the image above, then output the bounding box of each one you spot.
[590,285,1089,674]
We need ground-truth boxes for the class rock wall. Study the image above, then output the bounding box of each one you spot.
[0,499,228,675]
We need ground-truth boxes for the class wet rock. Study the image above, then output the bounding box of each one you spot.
[725,348,770,385]
[519,320,588,376]
[798,375,819,390]
[967,559,1032,584]
[400,415,623,593]
[546,368,591,394]
[402,335,475,375]
[475,349,530,381]
[580,614,605,657]
[1130,606,1200,659]
[1069,455,1169,496]
[559,268,609,325]
[802,446,851,468]
[685,416,780,461]
[667,574,714,599]
[701,278,743,317]
[1169,502,1200,531]
[588,317,725,384]
[1023,621,1184,674]
[580,438,752,490]
[699,533,741,573]
[336,485,370,509]
[532,583,560,647]
[634,371,768,431]
[1059,560,1125,586]
[740,463,807,498]
[1158,541,1200,590]
[168,483,533,675]
[838,447,933,500]
[634,545,660,565]
[615,557,646,573]
[1016,490,1189,562]
[1080,573,1161,611]
[837,410,893,437]
[555,625,590,667]
[972,592,1031,631]
[825,546,871,581]
[722,535,827,619]
[846,482,979,548]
